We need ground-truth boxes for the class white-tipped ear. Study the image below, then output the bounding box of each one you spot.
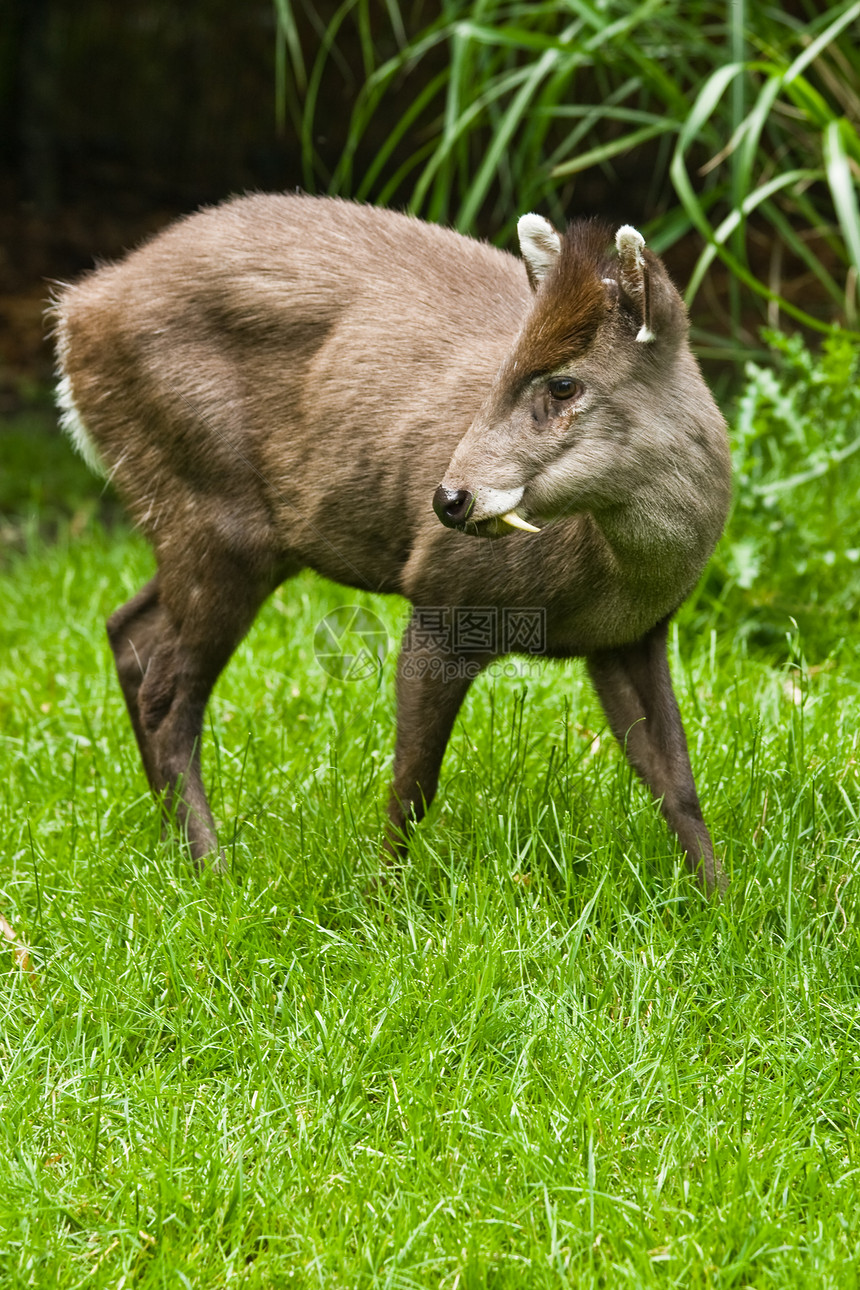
[615,224,646,264]
[615,224,655,342]
[517,213,562,291]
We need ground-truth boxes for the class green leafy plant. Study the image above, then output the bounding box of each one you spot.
[275,0,860,348]
[698,329,860,654]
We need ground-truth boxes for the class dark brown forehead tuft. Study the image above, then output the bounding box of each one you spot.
[514,219,613,376]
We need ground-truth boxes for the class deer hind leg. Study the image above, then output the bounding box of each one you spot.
[108,558,273,867]
[586,617,726,896]
[107,575,170,792]
[384,611,489,861]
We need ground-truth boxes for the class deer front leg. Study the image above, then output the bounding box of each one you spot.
[384,611,488,862]
[586,617,726,895]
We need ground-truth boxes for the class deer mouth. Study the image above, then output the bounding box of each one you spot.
[497,509,541,533]
[433,483,541,537]
[465,510,542,538]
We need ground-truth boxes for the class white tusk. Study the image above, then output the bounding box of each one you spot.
[500,510,541,534]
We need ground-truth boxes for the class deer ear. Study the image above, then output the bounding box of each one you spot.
[518,213,562,292]
[615,225,655,343]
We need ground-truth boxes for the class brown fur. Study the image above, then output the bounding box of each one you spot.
[512,221,612,379]
[53,193,732,893]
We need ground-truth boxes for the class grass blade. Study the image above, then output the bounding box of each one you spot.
[823,119,860,276]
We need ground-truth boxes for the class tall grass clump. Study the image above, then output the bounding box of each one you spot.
[276,0,860,348]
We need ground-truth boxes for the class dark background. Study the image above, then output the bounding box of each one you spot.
[1,0,686,412]
[3,0,303,403]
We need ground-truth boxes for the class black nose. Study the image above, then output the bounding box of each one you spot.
[433,485,475,529]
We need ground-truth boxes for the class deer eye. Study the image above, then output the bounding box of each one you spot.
[548,376,583,401]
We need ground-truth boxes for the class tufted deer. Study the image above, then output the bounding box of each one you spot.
[53,194,731,893]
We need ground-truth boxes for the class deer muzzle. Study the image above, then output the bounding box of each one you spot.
[432,481,540,536]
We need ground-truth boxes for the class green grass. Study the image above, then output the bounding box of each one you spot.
[3,374,860,1284]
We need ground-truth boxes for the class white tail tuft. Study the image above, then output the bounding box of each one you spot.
[56,371,106,477]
